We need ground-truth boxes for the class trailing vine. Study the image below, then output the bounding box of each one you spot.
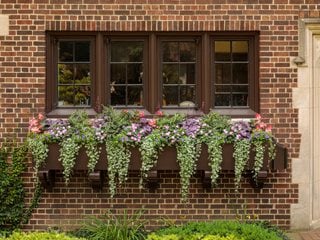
[233,139,251,190]
[26,134,48,173]
[176,136,201,201]
[252,136,265,182]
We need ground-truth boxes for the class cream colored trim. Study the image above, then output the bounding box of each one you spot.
[0,15,9,36]
[292,19,320,230]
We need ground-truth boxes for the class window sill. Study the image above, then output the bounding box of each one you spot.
[46,108,98,118]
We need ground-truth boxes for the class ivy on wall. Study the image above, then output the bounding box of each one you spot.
[0,142,42,231]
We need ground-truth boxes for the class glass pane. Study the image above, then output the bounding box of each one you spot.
[111,86,126,106]
[233,94,248,106]
[215,94,231,107]
[180,64,195,84]
[75,64,91,84]
[111,64,126,84]
[233,85,248,93]
[180,86,195,106]
[232,41,248,61]
[232,63,248,84]
[215,63,231,84]
[75,41,90,62]
[214,41,231,61]
[180,42,196,62]
[74,86,91,106]
[58,64,74,84]
[162,42,179,62]
[163,64,179,84]
[215,85,231,93]
[163,86,178,106]
[59,41,73,62]
[111,41,143,62]
[58,85,74,106]
[128,86,143,106]
[127,63,143,84]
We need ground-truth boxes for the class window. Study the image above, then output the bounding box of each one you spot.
[46,32,258,117]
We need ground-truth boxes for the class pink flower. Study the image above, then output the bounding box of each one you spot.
[148,119,157,128]
[30,126,41,133]
[255,113,262,121]
[155,110,163,116]
[38,113,45,120]
[266,125,272,132]
[138,111,145,118]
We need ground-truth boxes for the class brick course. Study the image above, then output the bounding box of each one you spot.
[0,0,317,230]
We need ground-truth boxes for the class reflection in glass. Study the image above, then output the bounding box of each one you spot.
[111,86,126,106]
[233,94,248,106]
[215,94,231,107]
[163,64,179,84]
[111,41,143,62]
[163,86,178,106]
[111,64,126,84]
[75,42,90,62]
[213,40,249,107]
[215,63,231,84]
[161,41,197,108]
[214,41,231,61]
[59,41,73,62]
[127,63,143,84]
[232,64,248,84]
[57,40,91,107]
[128,86,143,105]
[232,41,248,61]
[58,64,74,84]
[110,41,144,107]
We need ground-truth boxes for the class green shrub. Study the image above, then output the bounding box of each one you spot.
[73,210,146,240]
[0,231,85,240]
[147,233,243,240]
[149,221,285,240]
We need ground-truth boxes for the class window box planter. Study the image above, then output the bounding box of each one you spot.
[37,142,287,191]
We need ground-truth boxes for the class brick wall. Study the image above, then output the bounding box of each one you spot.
[0,0,318,230]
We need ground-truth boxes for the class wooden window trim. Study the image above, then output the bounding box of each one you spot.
[46,31,259,118]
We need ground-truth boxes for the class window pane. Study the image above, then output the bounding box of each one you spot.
[74,86,91,106]
[58,64,74,84]
[111,64,126,84]
[75,64,91,84]
[162,42,179,62]
[233,94,248,106]
[215,63,231,84]
[215,85,231,93]
[163,86,178,106]
[111,41,143,62]
[233,85,248,93]
[163,64,179,84]
[127,63,143,84]
[180,64,195,84]
[128,86,143,106]
[75,41,90,62]
[180,42,196,62]
[215,94,231,107]
[58,85,74,106]
[232,63,248,84]
[59,41,73,62]
[214,41,231,61]
[232,41,248,61]
[111,86,126,105]
[180,86,195,105]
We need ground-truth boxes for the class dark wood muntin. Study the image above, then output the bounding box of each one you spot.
[37,143,287,191]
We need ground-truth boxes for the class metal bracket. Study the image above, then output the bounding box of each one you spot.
[38,170,55,191]
[88,171,105,191]
[145,170,160,191]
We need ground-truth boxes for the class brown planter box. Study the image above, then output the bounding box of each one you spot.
[37,142,287,191]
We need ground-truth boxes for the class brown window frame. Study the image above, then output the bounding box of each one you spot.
[46,31,259,118]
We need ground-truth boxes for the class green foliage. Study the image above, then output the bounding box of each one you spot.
[0,231,85,240]
[0,143,42,230]
[200,112,231,187]
[27,134,48,173]
[151,221,285,240]
[176,136,201,200]
[74,210,146,240]
[147,233,243,240]
[233,139,251,190]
